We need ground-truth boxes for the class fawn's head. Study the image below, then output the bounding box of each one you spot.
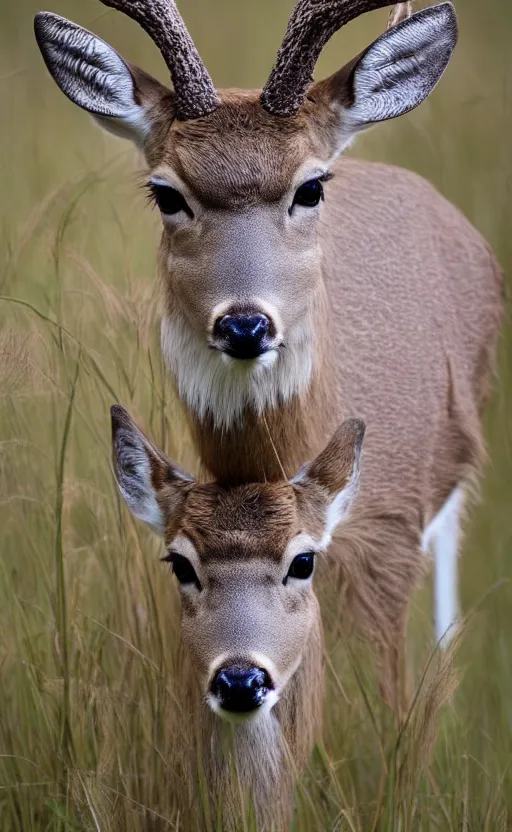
[111,405,364,719]
[36,2,457,415]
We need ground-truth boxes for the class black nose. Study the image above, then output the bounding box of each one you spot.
[210,664,273,713]
[213,313,271,359]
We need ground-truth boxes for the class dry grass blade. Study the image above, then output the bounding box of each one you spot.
[0,329,49,397]
[54,356,80,774]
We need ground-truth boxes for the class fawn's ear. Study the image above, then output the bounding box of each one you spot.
[34,12,171,145]
[292,419,365,547]
[110,405,193,535]
[311,3,458,153]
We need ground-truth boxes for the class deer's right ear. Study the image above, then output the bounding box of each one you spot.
[34,13,171,146]
[110,405,193,536]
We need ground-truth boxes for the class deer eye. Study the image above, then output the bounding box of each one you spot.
[291,178,324,210]
[283,553,315,584]
[162,552,201,589]
[148,183,194,219]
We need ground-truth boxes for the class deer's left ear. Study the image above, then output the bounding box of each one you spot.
[110,405,193,536]
[292,419,365,547]
[311,3,458,152]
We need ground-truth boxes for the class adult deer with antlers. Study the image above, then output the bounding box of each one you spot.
[35,1,502,667]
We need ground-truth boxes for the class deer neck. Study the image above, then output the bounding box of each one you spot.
[162,286,336,484]
[178,612,324,830]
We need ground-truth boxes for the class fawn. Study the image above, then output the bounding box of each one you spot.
[111,403,365,829]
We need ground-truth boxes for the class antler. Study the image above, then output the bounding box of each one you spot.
[100,0,219,120]
[261,0,404,117]
[387,1,413,28]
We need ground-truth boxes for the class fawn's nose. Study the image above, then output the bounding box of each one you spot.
[213,313,272,359]
[210,664,273,713]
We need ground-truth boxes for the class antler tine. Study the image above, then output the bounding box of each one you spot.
[387,1,414,29]
[261,0,403,117]
[100,0,219,120]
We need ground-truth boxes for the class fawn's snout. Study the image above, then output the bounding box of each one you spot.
[211,306,279,361]
[208,661,276,718]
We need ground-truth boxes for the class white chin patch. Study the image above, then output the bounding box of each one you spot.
[206,689,279,724]
[220,349,279,368]
[161,314,313,430]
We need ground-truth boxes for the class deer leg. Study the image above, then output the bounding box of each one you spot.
[423,487,465,646]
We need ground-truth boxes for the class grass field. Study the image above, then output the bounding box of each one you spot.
[1,0,511,828]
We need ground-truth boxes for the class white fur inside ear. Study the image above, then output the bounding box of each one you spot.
[35,12,151,143]
[319,461,360,549]
[114,427,165,535]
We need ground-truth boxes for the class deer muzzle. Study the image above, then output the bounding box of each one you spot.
[211,309,279,361]
[208,660,276,719]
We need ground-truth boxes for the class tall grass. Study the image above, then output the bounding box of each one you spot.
[0,0,511,828]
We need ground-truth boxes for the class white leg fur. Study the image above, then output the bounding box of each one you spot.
[422,487,465,647]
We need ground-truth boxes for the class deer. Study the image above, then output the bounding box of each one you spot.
[110,403,367,829]
[34,0,503,686]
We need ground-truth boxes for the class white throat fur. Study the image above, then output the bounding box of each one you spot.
[161,314,313,430]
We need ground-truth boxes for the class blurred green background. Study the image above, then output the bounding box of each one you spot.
[0,0,511,829]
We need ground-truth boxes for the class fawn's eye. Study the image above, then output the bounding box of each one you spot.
[283,553,315,584]
[162,552,201,590]
[148,183,194,219]
[291,178,324,210]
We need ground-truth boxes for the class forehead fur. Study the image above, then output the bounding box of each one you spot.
[177,481,299,561]
[146,90,336,209]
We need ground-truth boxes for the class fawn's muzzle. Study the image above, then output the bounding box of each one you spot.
[213,312,273,359]
[210,663,274,713]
